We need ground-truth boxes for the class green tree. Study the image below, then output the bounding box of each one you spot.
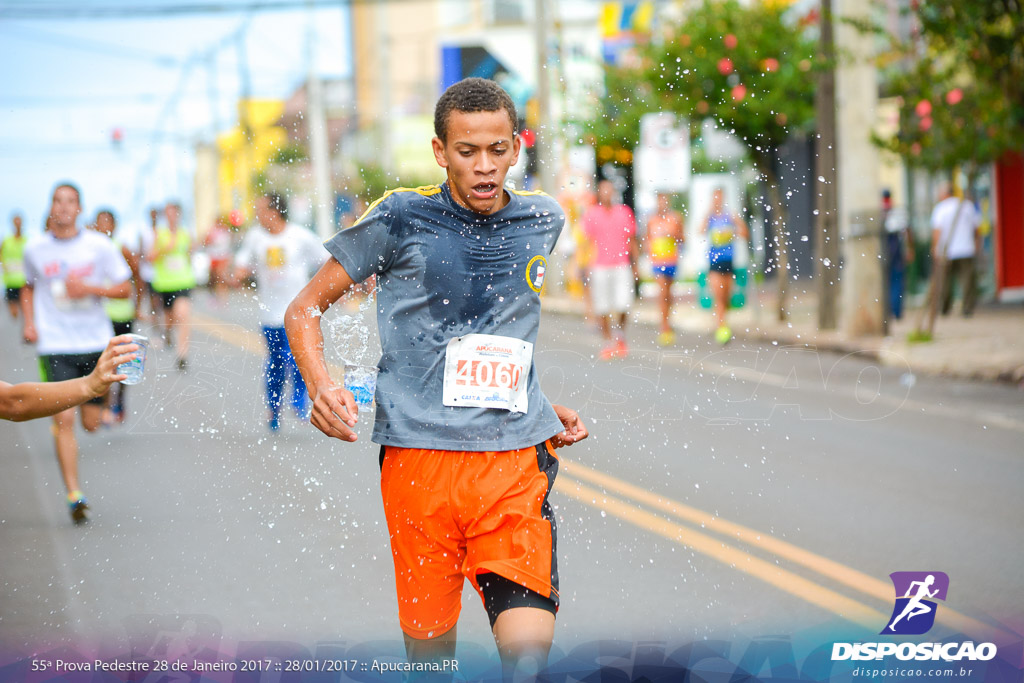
[585,0,822,320]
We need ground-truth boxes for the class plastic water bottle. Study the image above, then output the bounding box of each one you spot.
[118,334,149,385]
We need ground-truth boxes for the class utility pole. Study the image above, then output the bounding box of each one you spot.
[376,1,392,175]
[815,0,840,330]
[307,0,334,239]
[534,0,557,194]
[236,23,254,217]
[836,0,884,337]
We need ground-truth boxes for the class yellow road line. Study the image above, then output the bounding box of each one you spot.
[555,477,887,629]
[559,458,1006,640]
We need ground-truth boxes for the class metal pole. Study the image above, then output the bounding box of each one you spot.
[815,0,840,330]
[307,0,334,239]
[534,0,557,194]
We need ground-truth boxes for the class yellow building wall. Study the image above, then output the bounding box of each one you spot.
[216,99,286,223]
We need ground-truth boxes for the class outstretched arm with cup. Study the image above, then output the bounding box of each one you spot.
[285,257,360,442]
[0,335,138,422]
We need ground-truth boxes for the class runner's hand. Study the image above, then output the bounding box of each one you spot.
[23,323,37,344]
[550,404,588,449]
[85,335,139,397]
[310,383,360,442]
[64,273,91,299]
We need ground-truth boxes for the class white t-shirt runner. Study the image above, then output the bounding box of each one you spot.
[234,223,328,327]
[23,229,132,355]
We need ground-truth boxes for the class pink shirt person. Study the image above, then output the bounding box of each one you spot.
[583,203,636,267]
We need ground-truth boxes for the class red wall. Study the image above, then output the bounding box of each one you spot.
[995,152,1024,292]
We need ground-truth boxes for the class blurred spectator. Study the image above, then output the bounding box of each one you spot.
[930,183,980,317]
[2,214,27,320]
[703,187,748,345]
[644,192,684,346]
[204,215,234,305]
[882,189,914,321]
[582,179,637,360]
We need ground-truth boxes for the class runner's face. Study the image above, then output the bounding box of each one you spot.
[433,109,520,215]
[166,205,180,227]
[96,213,115,236]
[50,187,80,231]
[255,196,276,230]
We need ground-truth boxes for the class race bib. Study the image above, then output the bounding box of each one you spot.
[165,254,188,272]
[442,334,532,413]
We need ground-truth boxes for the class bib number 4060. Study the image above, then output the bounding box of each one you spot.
[455,359,523,391]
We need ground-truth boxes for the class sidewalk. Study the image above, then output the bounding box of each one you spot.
[543,282,1024,386]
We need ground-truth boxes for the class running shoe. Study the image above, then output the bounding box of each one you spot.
[599,344,617,361]
[614,337,629,358]
[268,413,281,432]
[67,491,89,525]
[657,330,676,347]
[714,325,732,345]
[176,357,188,373]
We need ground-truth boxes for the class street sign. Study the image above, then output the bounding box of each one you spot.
[634,112,691,193]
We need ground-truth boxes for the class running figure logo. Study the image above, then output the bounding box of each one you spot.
[883,571,949,635]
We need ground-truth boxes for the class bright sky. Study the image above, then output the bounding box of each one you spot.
[0,4,350,241]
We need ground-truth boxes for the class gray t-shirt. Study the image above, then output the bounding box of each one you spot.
[324,183,565,451]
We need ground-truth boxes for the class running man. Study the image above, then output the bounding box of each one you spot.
[93,209,139,425]
[21,183,133,523]
[703,187,749,345]
[1,335,138,422]
[2,213,28,320]
[644,192,684,346]
[888,574,939,632]
[204,214,234,305]
[582,179,638,359]
[286,78,588,679]
[148,201,195,371]
[233,192,327,431]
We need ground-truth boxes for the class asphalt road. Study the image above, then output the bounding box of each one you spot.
[1,289,1021,669]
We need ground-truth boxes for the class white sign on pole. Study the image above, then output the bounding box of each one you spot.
[635,112,691,193]
[633,112,692,233]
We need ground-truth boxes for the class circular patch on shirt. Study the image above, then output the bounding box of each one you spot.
[526,255,547,293]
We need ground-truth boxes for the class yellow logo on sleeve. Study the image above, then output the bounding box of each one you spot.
[526,255,547,293]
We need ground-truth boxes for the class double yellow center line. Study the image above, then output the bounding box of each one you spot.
[556,458,1002,640]
[193,313,1004,641]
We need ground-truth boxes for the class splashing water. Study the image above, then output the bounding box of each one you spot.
[322,287,381,368]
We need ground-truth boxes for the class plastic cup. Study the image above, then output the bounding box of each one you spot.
[344,363,378,406]
[117,334,149,385]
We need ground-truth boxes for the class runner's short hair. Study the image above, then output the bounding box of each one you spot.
[434,77,518,143]
[96,209,116,225]
[52,182,81,203]
[264,191,288,220]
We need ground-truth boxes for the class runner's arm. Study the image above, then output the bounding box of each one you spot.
[285,257,361,442]
[64,275,131,300]
[734,213,750,241]
[20,285,36,343]
[0,336,137,422]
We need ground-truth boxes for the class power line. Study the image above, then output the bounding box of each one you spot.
[0,1,345,20]
[0,23,183,65]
